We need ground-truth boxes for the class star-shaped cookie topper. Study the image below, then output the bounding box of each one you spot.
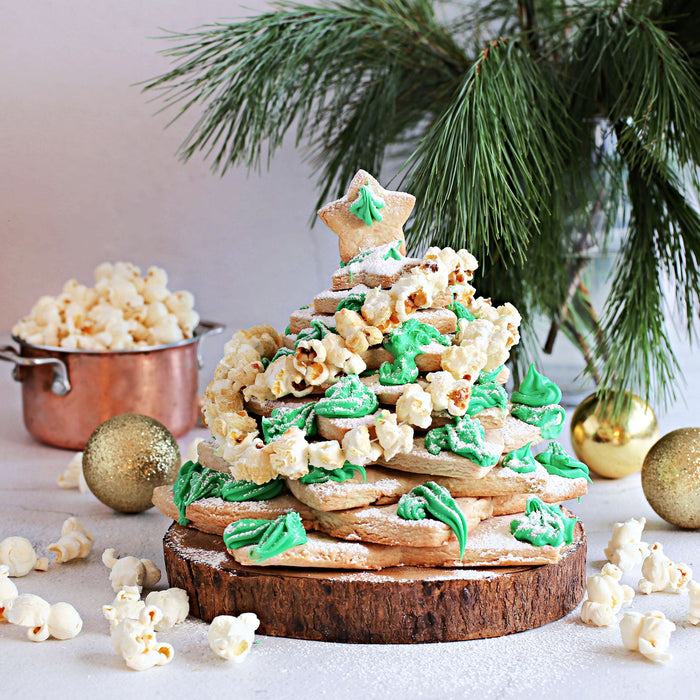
[317,170,416,263]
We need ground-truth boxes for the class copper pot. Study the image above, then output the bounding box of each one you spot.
[0,321,224,450]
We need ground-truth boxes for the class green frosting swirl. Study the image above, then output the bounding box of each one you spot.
[172,461,231,526]
[296,319,337,344]
[510,497,578,547]
[467,381,507,416]
[448,300,476,322]
[300,462,366,484]
[315,374,378,417]
[223,511,308,563]
[336,291,366,313]
[379,318,451,386]
[510,403,566,439]
[172,461,284,526]
[220,478,285,502]
[424,415,501,467]
[397,481,469,559]
[511,363,562,407]
[535,442,592,481]
[349,181,385,226]
[502,442,538,474]
[262,402,318,443]
[270,346,294,363]
[382,241,402,260]
[478,365,504,384]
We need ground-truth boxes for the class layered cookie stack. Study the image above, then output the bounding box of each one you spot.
[153,171,590,574]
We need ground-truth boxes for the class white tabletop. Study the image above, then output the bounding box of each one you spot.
[1,331,698,700]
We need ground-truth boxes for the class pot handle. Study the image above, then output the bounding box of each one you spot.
[194,320,226,369]
[0,345,72,396]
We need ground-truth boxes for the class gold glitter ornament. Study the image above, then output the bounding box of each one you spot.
[570,392,659,479]
[82,413,180,513]
[641,428,700,529]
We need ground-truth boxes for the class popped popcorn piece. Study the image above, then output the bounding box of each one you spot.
[266,427,310,480]
[0,565,19,622]
[361,288,397,333]
[34,558,49,572]
[687,580,700,625]
[0,536,37,577]
[620,610,675,664]
[12,262,199,350]
[308,440,346,471]
[638,542,692,594]
[46,602,83,640]
[334,309,382,354]
[111,606,174,671]
[103,587,146,631]
[604,517,649,572]
[396,384,433,429]
[57,452,89,493]
[145,588,189,631]
[208,613,260,662]
[580,563,635,627]
[375,410,413,461]
[102,549,161,593]
[294,339,331,385]
[423,371,471,417]
[341,425,383,466]
[440,343,488,384]
[48,517,94,564]
[6,593,51,641]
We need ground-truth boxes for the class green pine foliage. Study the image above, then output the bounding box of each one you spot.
[144,0,700,413]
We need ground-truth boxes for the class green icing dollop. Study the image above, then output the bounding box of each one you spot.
[535,442,592,481]
[300,462,366,484]
[382,241,402,260]
[172,461,284,526]
[296,319,337,345]
[379,318,451,386]
[220,478,285,502]
[337,291,367,313]
[172,461,230,526]
[448,300,476,322]
[502,442,538,474]
[315,374,378,417]
[270,346,294,363]
[511,363,562,407]
[510,497,578,547]
[223,511,308,563]
[424,415,500,467]
[397,481,468,559]
[510,403,566,439]
[349,181,385,226]
[467,381,507,416]
[262,402,318,443]
[478,365,504,384]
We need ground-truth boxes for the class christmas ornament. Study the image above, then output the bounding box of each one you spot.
[82,413,180,513]
[570,393,659,479]
[641,428,700,529]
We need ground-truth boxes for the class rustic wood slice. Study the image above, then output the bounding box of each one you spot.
[163,521,586,644]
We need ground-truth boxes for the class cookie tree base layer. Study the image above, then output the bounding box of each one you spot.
[163,522,587,644]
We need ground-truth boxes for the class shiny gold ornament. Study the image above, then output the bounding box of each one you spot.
[570,392,659,479]
[82,413,180,513]
[642,428,700,529]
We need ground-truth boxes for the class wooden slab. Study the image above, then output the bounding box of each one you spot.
[163,521,586,643]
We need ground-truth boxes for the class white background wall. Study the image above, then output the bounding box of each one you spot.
[1,1,345,381]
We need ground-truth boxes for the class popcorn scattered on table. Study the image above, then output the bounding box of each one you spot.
[0,536,38,577]
[619,610,675,664]
[6,594,82,641]
[581,563,635,627]
[102,548,161,593]
[48,517,94,563]
[604,517,649,573]
[145,588,189,631]
[34,557,49,572]
[687,580,700,626]
[0,565,19,621]
[110,606,174,671]
[12,262,199,350]
[57,452,89,493]
[103,587,146,631]
[208,613,260,662]
[638,543,692,594]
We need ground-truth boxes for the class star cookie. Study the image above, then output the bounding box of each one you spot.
[318,170,416,263]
